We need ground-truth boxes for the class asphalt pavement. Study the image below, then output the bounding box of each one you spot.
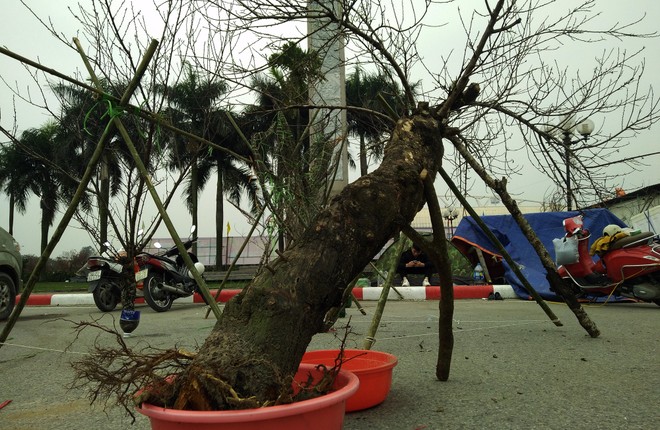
[1,299,658,429]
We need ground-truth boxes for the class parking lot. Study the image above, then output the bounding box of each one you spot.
[1,299,658,429]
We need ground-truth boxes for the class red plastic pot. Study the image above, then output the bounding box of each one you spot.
[136,363,359,430]
[301,349,397,412]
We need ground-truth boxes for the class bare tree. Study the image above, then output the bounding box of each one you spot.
[59,1,200,254]
[6,0,658,416]
[162,0,656,409]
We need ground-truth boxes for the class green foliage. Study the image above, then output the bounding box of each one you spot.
[447,243,473,278]
[21,246,94,283]
[268,41,324,90]
[346,67,410,175]
[32,282,87,293]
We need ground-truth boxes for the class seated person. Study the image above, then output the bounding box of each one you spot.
[397,244,434,287]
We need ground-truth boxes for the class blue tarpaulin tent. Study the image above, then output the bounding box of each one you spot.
[451,209,627,300]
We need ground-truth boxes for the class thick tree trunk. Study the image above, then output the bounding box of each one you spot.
[174,108,444,409]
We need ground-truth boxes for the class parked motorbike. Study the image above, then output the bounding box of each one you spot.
[134,230,207,312]
[556,215,660,305]
[86,248,143,312]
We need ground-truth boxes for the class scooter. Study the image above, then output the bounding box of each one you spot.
[86,249,143,312]
[134,229,207,312]
[556,215,660,305]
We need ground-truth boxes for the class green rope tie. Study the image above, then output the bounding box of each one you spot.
[83,94,126,136]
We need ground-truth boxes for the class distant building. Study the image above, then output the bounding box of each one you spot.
[150,204,547,267]
[411,204,543,238]
[143,235,273,268]
[154,185,660,267]
[582,183,660,227]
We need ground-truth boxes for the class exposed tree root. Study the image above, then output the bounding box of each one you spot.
[68,318,197,421]
[69,317,355,420]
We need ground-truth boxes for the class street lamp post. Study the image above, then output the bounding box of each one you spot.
[442,207,459,238]
[556,116,594,211]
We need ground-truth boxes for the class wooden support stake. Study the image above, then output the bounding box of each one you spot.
[351,293,367,315]
[204,205,267,319]
[369,262,404,299]
[0,39,159,348]
[474,248,492,283]
[363,235,407,350]
[438,167,562,327]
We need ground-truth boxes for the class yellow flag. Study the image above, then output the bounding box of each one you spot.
[226,222,231,234]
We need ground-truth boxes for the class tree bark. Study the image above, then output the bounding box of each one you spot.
[401,170,455,381]
[174,106,445,409]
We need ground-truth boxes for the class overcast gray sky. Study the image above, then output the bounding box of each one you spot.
[1,0,659,256]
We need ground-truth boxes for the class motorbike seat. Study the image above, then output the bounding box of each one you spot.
[609,231,655,251]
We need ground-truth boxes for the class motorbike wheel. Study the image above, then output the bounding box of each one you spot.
[92,280,120,312]
[0,273,17,321]
[143,274,174,312]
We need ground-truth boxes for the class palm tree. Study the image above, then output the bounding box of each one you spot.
[15,122,65,253]
[158,65,256,268]
[52,82,124,251]
[0,138,32,235]
[244,42,326,250]
[346,67,407,176]
[198,111,261,268]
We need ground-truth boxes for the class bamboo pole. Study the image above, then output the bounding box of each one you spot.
[0,40,158,349]
[369,262,404,299]
[322,276,369,331]
[204,204,267,319]
[72,38,222,320]
[362,235,407,350]
[0,46,249,165]
[438,167,562,326]
[322,275,360,331]
[112,99,221,319]
[474,248,492,284]
[350,292,367,315]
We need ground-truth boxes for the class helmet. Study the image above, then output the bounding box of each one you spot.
[603,224,622,237]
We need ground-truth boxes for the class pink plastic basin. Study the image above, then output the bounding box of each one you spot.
[136,363,359,430]
[301,349,398,411]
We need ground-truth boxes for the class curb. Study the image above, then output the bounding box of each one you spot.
[352,284,517,301]
[19,285,518,307]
